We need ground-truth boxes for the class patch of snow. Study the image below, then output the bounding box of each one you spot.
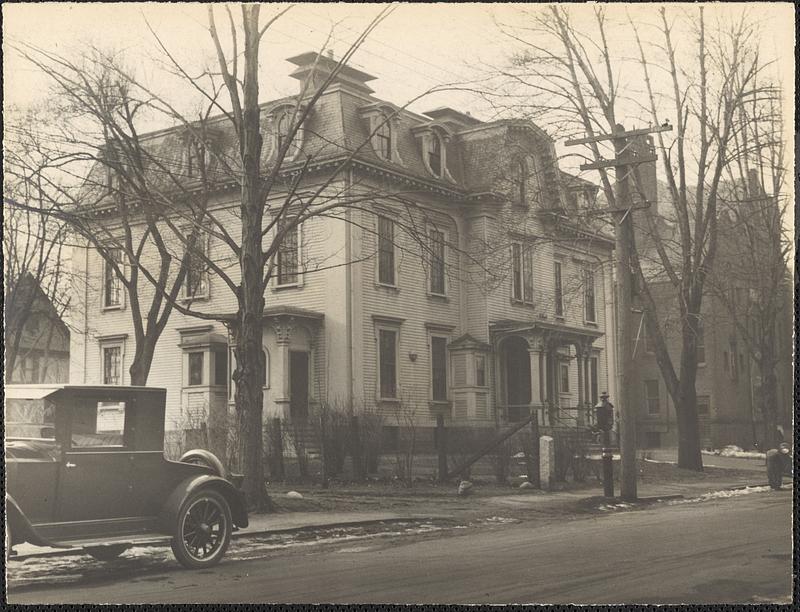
[667,485,772,505]
[285,491,304,499]
[476,516,520,524]
[643,458,676,465]
[702,446,765,459]
[597,502,634,512]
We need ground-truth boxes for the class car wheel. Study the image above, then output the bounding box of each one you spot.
[179,449,226,478]
[171,489,232,569]
[86,544,129,561]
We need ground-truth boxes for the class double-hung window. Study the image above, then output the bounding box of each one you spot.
[475,354,486,387]
[430,335,448,402]
[188,352,204,386]
[103,248,125,309]
[377,216,395,286]
[103,345,122,385]
[584,267,596,323]
[378,327,398,399]
[277,217,300,286]
[183,232,209,299]
[554,261,564,317]
[511,243,534,305]
[429,228,446,295]
[559,362,570,393]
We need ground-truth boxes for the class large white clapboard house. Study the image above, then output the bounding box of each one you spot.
[70,52,616,451]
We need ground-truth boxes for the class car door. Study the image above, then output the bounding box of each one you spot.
[56,397,135,531]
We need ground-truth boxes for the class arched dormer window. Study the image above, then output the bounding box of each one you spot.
[512,158,527,206]
[359,103,404,165]
[427,133,442,177]
[266,103,306,162]
[375,115,392,161]
[276,112,292,152]
[411,122,454,182]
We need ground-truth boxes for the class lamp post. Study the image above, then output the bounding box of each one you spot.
[595,391,615,498]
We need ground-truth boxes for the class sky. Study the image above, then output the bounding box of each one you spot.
[3,2,795,228]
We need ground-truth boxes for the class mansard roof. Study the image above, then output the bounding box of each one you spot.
[86,53,586,213]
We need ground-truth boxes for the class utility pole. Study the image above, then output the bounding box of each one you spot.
[565,122,672,501]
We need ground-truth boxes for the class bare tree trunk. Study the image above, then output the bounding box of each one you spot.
[231,319,268,510]
[675,298,703,470]
[228,5,270,511]
[129,336,158,386]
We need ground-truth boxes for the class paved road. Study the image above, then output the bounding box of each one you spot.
[8,489,792,604]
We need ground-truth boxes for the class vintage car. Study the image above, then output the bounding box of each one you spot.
[5,384,248,568]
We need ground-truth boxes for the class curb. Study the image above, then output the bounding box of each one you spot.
[9,515,452,562]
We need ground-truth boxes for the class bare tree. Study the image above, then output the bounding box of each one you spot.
[4,58,206,387]
[708,83,790,449]
[495,5,771,469]
[4,105,72,382]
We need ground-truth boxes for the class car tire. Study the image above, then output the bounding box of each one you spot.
[179,449,226,478]
[5,522,11,564]
[86,544,129,561]
[171,488,232,569]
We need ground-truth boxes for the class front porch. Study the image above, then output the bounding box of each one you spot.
[491,319,604,432]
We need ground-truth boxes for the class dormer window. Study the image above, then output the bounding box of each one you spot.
[512,158,527,206]
[276,112,292,152]
[185,141,206,179]
[376,115,392,161]
[412,122,454,182]
[427,134,442,177]
[360,103,404,165]
[268,105,306,162]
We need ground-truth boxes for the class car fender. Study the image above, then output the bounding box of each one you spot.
[159,475,248,533]
[6,494,69,549]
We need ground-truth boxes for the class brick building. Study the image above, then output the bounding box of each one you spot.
[628,138,792,449]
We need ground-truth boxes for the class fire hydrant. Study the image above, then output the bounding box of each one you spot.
[595,392,615,498]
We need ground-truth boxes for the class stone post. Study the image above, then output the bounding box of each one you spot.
[539,435,555,490]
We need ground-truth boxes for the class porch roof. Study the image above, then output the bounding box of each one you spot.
[262,306,324,323]
[489,318,604,344]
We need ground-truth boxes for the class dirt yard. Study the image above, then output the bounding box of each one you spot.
[263,458,763,521]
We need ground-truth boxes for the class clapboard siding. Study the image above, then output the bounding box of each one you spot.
[356,194,463,426]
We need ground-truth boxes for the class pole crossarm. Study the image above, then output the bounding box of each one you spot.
[564,123,673,147]
[580,154,657,171]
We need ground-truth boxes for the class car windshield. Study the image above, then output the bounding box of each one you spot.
[5,398,56,440]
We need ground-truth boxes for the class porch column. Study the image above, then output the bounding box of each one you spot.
[528,340,544,425]
[575,342,585,426]
[584,351,592,410]
[544,342,555,425]
[272,318,294,418]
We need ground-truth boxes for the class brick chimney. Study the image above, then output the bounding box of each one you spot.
[287,52,376,95]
